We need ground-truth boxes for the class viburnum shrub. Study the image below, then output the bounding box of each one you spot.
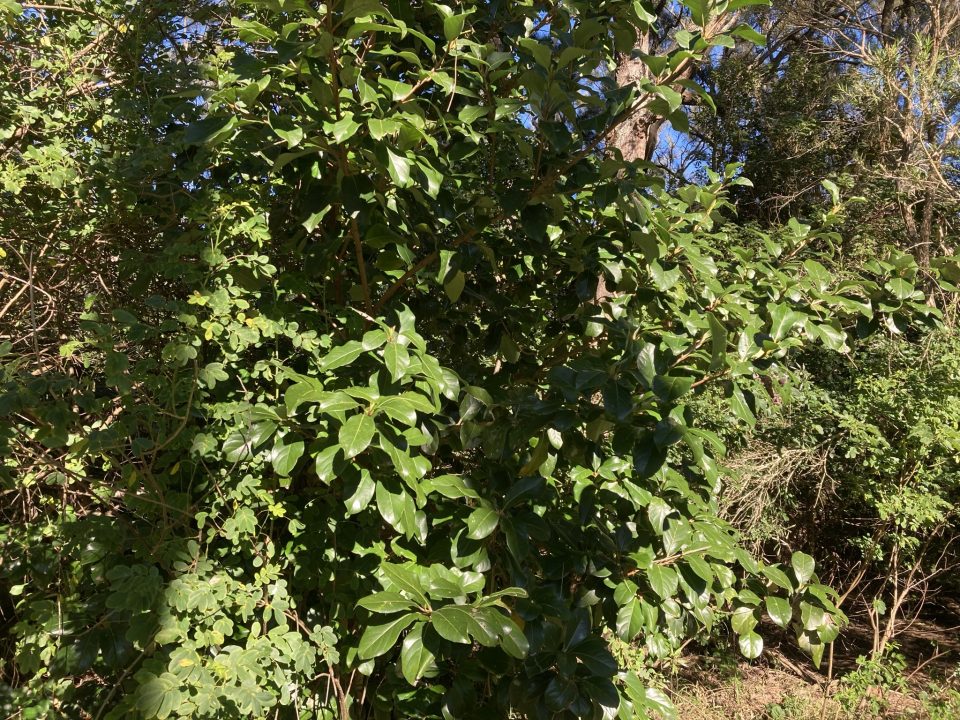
[0,1,943,718]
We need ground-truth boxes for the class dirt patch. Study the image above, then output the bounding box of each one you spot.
[670,659,955,720]
[673,663,824,720]
[669,612,960,720]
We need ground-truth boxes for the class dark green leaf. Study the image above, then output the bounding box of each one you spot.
[358,614,417,660]
[270,437,304,476]
[431,606,472,644]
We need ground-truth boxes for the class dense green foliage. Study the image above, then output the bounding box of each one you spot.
[0,1,954,719]
[682,0,960,667]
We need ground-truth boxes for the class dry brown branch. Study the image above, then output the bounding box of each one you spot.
[719,440,834,553]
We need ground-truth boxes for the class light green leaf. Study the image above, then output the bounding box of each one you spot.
[731,24,767,46]
[465,505,499,540]
[381,564,429,606]
[368,117,401,140]
[637,343,657,387]
[738,631,763,659]
[384,342,411,382]
[646,565,678,600]
[762,565,794,592]
[424,474,478,499]
[644,687,676,720]
[791,551,816,585]
[285,380,321,414]
[357,592,418,614]
[0,1,23,16]
[400,623,435,684]
[707,312,727,370]
[822,178,840,205]
[274,125,304,148]
[885,278,915,300]
[616,598,644,641]
[815,323,848,352]
[731,605,758,635]
[386,148,412,187]
[328,112,360,143]
[374,396,418,426]
[316,392,361,414]
[443,12,468,42]
[769,303,806,341]
[135,672,183,720]
[321,341,365,371]
[766,596,792,628]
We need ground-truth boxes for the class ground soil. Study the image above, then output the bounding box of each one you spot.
[669,604,960,720]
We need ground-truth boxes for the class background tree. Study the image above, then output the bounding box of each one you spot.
[682,0,960,281]
[680,0,960,669]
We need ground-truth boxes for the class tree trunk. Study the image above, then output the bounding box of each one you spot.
[609,33,663,162]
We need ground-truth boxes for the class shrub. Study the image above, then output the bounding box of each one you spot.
[0,1,943,717]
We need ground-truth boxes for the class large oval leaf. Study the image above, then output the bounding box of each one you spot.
[339,413,376,460]
[358,613,418,660]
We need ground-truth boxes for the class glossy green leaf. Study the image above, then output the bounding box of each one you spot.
[382,564,429,607]
[270,437,304,476]
[738,631,763,659]
[384,342,410,382]
[339,413,376,459]
[358,613,417,660]
[616,598,644,641]
[653,375,694,402]
[386,148,412,187]
[329,112,360,143]
[400,623,435,684]
[493,614,529,658]
[465,505,499,540]
[762,565,794,592]
[345,470,376,515]
[321,342,365,371]
[430,605,472,644]
[766,596,792,628]
[791,551,816,585]
[357,592,418,614]
[646,565,679,600]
